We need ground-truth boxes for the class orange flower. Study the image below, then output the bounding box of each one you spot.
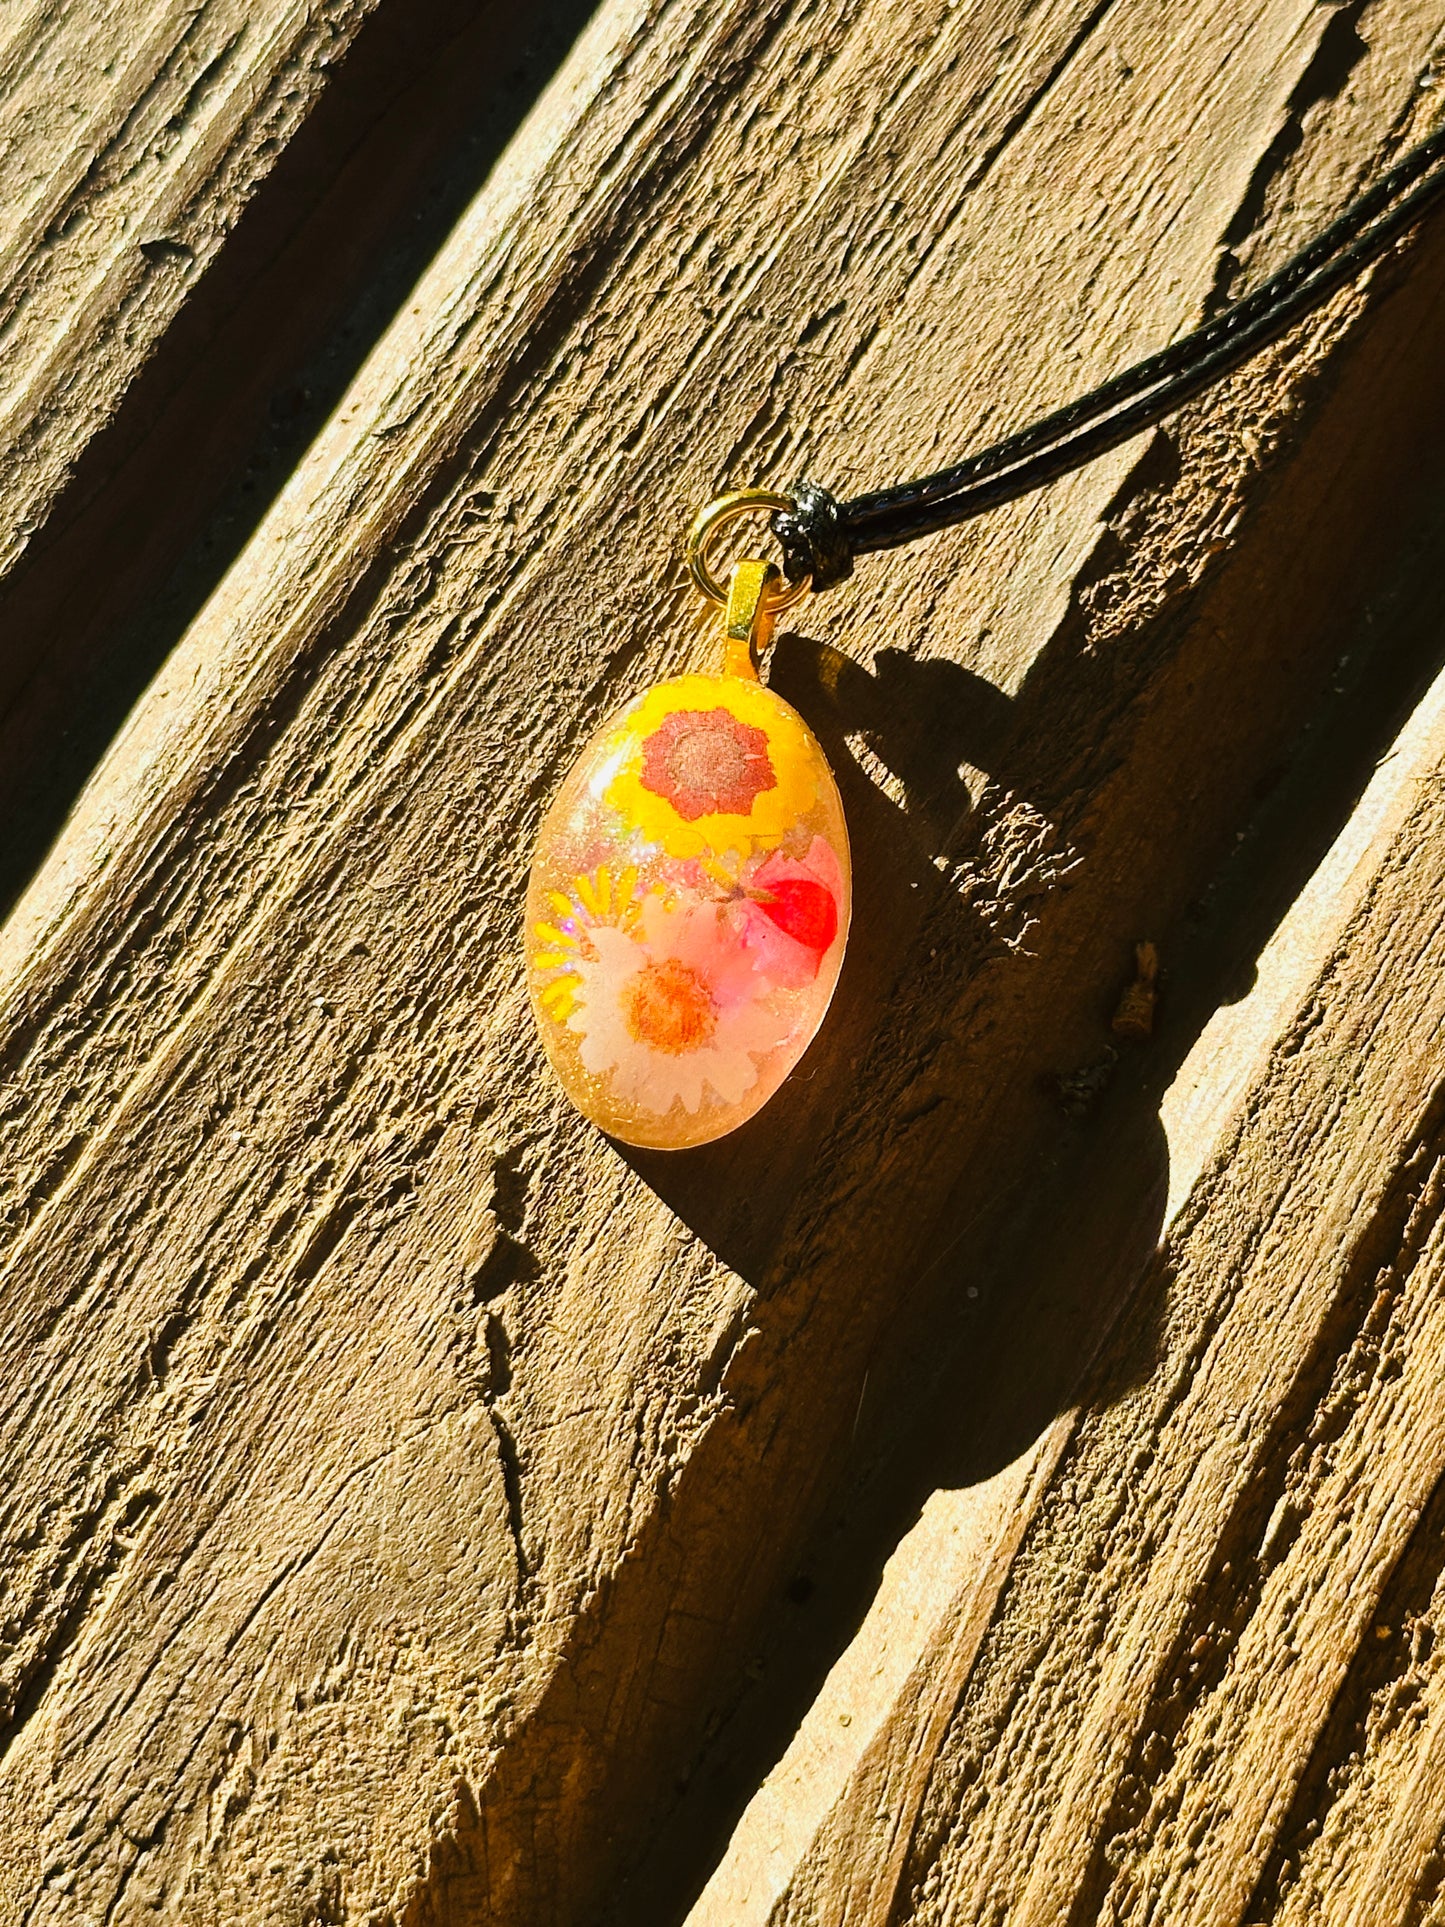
[639,707,776,821]
[604,675,818,860]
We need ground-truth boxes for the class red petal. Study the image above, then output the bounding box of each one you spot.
[759,878,837,952]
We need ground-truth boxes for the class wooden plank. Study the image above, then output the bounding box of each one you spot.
[0,0,379,585]
[1,0,1444,1922]
[684,1428,1075,1926]
[0,0,593,918]
[1266,1500,1445,1927]
[900,676,1445,1927]
[691,641,1445,1925]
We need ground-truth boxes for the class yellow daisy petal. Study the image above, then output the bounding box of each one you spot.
[533,921,577,950]
[539,979,577,1020]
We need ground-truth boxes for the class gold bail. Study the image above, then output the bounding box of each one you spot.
[723,559,781,679]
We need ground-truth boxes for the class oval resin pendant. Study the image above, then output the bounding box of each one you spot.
[526,670,850,1149]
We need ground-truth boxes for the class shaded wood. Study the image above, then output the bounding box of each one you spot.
[0,0,595,916]
[693,630,1445,1926]
[1,0,1444,1923]
[686,1430,1074,1926]
[902,668,1445,1927]
[0,0,377,586]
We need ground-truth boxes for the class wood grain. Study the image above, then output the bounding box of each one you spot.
[0,0,380,587]
[1,0,1444,1921]
[694,636,1445,1927]
[0,0,597,922]
[898,663,1445,1927]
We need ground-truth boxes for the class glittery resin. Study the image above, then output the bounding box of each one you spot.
[526,671,850,1149]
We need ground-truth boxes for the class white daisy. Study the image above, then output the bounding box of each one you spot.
[568,893,790,1118]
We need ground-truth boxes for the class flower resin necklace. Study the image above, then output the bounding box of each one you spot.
[526,518,846,1151]
[526,126,1445,1150]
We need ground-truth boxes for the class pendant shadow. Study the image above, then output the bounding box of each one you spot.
[410,206,1445,1927]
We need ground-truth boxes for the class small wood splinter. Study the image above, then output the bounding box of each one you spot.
[1111,940,1159,1040]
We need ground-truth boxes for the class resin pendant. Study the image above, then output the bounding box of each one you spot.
[526,553,849,1150]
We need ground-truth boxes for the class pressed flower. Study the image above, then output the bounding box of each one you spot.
[526,667,851,1148]
[605,675,819,860]
[530,864,641,1022]
[640,707,776,820]
[567,893,789,1118]
[727,836,845,989]
[753,845,840,951]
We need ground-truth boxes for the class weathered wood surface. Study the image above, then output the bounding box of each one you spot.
[2,1,1445,1924]
[692,641,1445,1926]
[0,0,592,915]
[0,0,379,588]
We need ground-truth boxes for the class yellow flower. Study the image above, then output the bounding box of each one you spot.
[604,675,820,860]
[531,864,641,1023]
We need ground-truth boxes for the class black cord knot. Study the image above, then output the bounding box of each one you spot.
[771,479,854,593]
[760,129,1445,578]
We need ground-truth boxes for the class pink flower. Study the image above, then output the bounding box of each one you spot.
[639,707,777,821]
[727,836,845,989]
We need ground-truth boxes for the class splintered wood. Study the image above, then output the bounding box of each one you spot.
[1,0,1444,1922]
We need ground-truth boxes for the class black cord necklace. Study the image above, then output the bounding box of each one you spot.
[525,125,1445,1152]
[774,121,1445,590]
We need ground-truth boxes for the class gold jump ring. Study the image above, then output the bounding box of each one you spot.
[685,490,813,610]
